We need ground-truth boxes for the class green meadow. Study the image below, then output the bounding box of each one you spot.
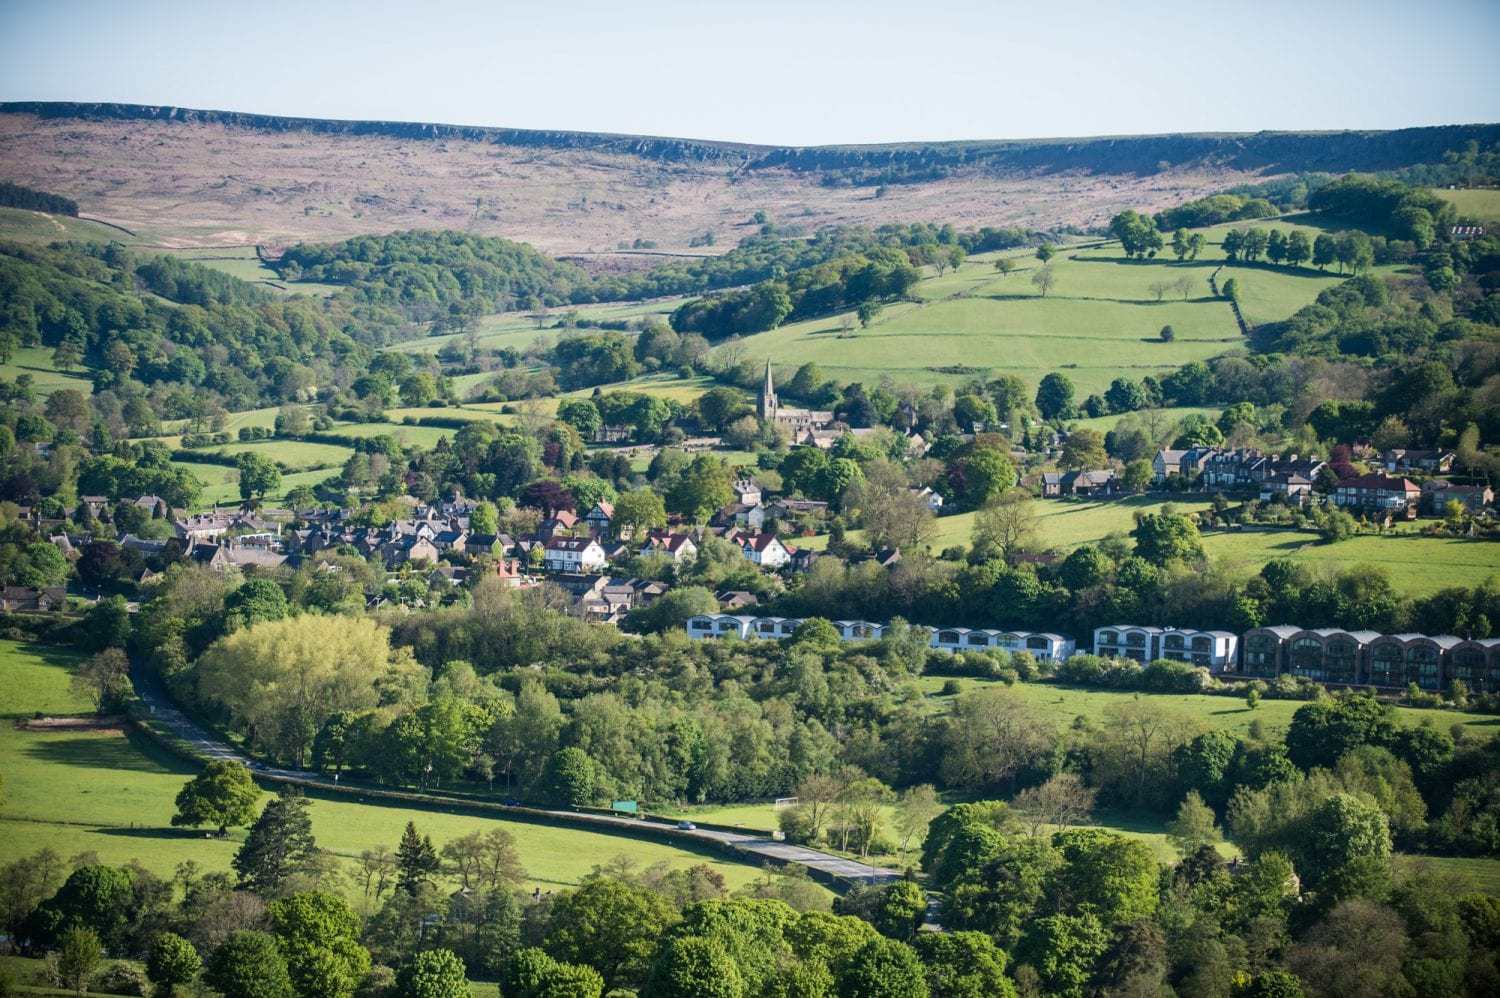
[1201,529,1500,597]
[0,641,769,895]
[0,346,95,398]
[1432,187,1500,225]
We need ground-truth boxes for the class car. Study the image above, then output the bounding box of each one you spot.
[676,820,697,831]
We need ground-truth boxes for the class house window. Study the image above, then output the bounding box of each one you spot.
[1027,636,1050,651]
[1406,645,1442,690]
[1098,631,1118,645]
[1368,643,1403,687]
[1325,639,1359,684]
[1290,638,1324,679]
[1191,636,1212,652]
[1164,634,1185,650]
[1125,631,1146,647]
[966,633,989,647]
[938,631,961,645]
[1244,635,1279,675]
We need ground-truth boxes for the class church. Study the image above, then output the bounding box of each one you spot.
[758,360,834,434]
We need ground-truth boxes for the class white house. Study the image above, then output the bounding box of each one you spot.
[639,531,699,564]
[1093,625,1238,671]
[543,537,607,573]
[740,532,791,568]
[913,487,944,512]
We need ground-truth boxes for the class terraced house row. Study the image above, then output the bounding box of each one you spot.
[685,615,1500,694]
[684,614,1077,660]
[1238,626,1500,692]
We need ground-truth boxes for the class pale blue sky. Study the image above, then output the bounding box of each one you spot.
[1,0,1496,146]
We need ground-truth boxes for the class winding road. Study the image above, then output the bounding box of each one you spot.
[131,670,901,889]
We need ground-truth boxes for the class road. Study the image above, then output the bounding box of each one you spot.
[132,669,901,888]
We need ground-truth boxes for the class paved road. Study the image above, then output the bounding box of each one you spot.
[132,669,901,888]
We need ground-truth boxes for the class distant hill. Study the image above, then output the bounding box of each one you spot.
[6,101,1496,175]
[1,101,1495,253]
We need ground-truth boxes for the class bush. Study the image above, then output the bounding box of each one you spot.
[93,963,150,996]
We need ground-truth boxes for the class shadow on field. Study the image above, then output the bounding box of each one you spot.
[23,731,175,773]
[98,826,216,840]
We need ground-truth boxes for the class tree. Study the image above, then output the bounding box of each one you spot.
[894,785,945,856]
[612,488,668,538]
[147,932,202,997]
[267,891,370,998]
[1287,899,1408,998]
[838,937,930,998]
[1109,211,1164,259]
[205,931,294,998]
[544,747,597,806]
[232,791,319,894]
[503,948,604,998]
[51,339,83,372]
[1035,372,1075,419]
[196,615,419,765]
[1171,228,1191,260]
[441,828,525,892]
[954,448,1017,510]
[914,931,1016,998]
[646,935,744,998]
[173,760,261,836]
[544,878,678,991]
[1012,773,1096,839]
[1060,429,1107,470]
[396,822,441,895]
[857,300,882,327]
[71,648,131,713]
[848,461,935,552]
[972,489,1040,563]
[235,452,281,504]
[274,405,310,438]
[939,688,1051,793]
[33,865,136,952]
[396,949,469,998]
[468,500,499,536]
[1295,793,1392,902]
[1122,459,1152,493]
[1147,280,1171,302]
[1035,244,1055,263]
[1132,512,1204,565]
[1167,791,1221,856]
[1285,230,1312,268]
[55,927,103,997]
[993,258,1016,276]
[1159,324,1175,342]
[1016,911,1109,998]
[1049,828,1159,925]
[1312,233,1337,270]
[1030,264,1056,297]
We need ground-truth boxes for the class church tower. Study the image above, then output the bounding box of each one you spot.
[758,358,778,422]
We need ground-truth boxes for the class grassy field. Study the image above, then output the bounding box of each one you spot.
[728,218,1376,396]
[0,346,95,398]
[0,206,135,244]
[796,497,1216,554]
[1065,405,1220,435]
[1202,529,1500,597]
[0,641,770,896]
[912,674,1500,738]
[174,464,340,507]
[187,438,353,472]
[1432,187,1500,225]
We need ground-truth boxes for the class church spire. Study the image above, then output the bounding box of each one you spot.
[759,359,777,421]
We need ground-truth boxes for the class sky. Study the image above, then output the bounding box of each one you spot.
[1,0,1497,147]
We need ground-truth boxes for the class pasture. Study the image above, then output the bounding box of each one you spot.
[732,215,1397,396]
[0,346,95,398]
[1432,187,1500,225]
[1201,529,1500,597]
[796,497,1216,554]
[0,641,768,894]
[172,462,339,507]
